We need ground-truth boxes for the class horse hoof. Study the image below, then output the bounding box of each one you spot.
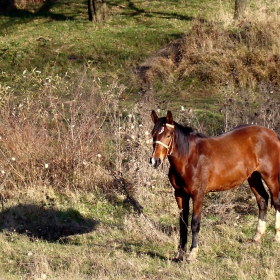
[172,251,185,262]
[186,247,198,263]
[252,232,263,243]
[252,237,262,243]
[172,257,184,263]
[273,232,280,243]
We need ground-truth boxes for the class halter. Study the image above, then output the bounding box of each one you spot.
[153,123,174,156]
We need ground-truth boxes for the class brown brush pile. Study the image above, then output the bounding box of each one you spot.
[138,19,280,93]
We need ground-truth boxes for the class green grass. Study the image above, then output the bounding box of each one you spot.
[0,0,225,103]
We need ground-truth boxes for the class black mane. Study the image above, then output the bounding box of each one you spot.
[174,122,207,156]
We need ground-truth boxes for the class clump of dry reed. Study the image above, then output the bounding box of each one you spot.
[138,1,280,96]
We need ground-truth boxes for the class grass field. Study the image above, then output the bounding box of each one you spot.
[1,0,280,279]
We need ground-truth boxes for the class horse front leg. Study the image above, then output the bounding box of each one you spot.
[174,192,190,262]
[187,194,204,262]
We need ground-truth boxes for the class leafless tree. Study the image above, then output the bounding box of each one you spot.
[0,0,17,13]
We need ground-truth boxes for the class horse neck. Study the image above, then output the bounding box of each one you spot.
[168,126,194,165]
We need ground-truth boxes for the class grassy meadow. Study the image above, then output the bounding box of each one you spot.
[1,0,280,279]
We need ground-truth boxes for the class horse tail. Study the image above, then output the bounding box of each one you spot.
[278,163,280,189]
[278,163,280,191]
[272,136,280,207]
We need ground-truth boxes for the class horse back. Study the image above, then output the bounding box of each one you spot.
[194,125,280,192]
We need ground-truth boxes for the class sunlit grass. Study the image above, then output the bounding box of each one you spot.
[0,0,222,102]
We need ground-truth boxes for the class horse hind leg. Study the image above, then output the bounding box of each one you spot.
[271,182,280,242]
[275,207,280,242]
[274,166,280,242]
[187,194,204,262]
[248,171,269,242]
[260,171,280,242]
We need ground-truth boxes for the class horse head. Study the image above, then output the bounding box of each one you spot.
[150,110,175,168]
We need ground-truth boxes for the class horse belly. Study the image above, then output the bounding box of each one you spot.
[206,160,255,192]
[207,176,246,192]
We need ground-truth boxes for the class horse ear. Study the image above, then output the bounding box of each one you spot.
[151,110,159,123]
[166,110,173,124]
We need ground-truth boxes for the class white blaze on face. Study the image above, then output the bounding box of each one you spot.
[151,143,157,167]
[158,126,164,135]
[150,157,156,166]
[150,126,166,167]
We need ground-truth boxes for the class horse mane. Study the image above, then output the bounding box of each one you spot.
[175,122,208,138]
[174,122,207,156]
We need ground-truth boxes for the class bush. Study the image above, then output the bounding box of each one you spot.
[0,68,157,209]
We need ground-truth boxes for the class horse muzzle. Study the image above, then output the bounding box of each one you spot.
[149,157,162,168]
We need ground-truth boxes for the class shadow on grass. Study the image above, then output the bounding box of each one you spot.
[0,1,78,32]
[0,203,98,242]
[2,0,199,23]
[125,0,195,21]
[119,241,168,261]
[104,0,199,23]
[0,0,74,21]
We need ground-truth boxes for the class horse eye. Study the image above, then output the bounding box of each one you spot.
[166,135,171,138]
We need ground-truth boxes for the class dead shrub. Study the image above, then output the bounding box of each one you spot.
[0,74,158,216]
[0,86,118,195]
[138,19,280,94]
[220,84,280,133]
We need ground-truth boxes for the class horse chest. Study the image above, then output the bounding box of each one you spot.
[169,163,206,194]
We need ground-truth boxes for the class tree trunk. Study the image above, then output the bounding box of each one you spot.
[88,0,107,22]
[0,0,17,14]
[234,0,248,19]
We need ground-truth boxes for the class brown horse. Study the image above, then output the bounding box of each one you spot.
[150,110,280,262]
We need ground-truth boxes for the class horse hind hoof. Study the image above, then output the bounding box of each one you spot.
[252,237,262,243]
[274,232,280,243]
[252,233,263,243]
[186,255,198,263]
